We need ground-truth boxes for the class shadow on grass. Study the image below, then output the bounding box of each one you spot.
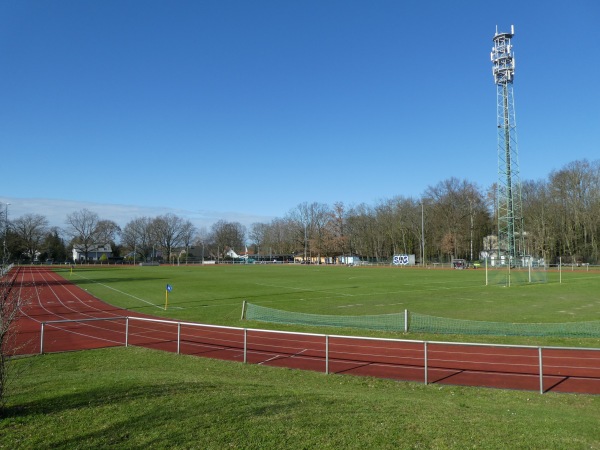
[4,379,305,448]
[4,380,213,419]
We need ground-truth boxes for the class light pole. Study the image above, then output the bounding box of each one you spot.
[469,196,474,262]
[3,203,10,269]
[421,200,425,267]
[304,222,307,262]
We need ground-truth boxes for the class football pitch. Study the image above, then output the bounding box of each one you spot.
[5,265,600,448]
[60,264,600,338]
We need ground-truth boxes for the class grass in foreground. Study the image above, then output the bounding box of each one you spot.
[3,347,600,449]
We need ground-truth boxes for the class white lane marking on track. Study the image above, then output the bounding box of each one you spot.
[14,268,125,346]
[259,348,307,364]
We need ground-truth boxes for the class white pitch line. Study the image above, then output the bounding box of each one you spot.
[73,273,164,310]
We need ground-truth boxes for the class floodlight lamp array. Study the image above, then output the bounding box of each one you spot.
[491,25,515,85]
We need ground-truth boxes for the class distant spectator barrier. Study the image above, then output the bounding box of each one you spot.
[243,302,600,338]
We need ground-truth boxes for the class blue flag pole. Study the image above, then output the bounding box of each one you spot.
[165,284,172,310]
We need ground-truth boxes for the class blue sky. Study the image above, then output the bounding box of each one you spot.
[1,1,598,231]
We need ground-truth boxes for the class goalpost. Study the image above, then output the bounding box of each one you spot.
[485,255,547,286]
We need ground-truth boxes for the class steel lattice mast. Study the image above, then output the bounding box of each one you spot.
[491,25,524,261]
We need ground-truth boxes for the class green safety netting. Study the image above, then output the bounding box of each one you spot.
[244,302,600,337]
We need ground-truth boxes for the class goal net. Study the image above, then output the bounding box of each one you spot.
[485,256,547,286]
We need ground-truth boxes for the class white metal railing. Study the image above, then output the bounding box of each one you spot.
[40,316,128,353]
[39,316,600,395]
[1,263,14,277]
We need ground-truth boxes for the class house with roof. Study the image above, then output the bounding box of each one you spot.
[72,244,113,262]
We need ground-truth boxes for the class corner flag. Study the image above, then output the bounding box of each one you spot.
[165,284,173,310]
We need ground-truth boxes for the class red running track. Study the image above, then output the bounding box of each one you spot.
[6,266,600,395]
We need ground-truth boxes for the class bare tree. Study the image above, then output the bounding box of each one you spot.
[306,202,331,263]
[65,210,122,262]
[150,214,190,262]
[11,214,49,262]
[287,202,331,261]
[248,222,268,257]
[121,217,153,261]
[548,159,600,263]
[287,203,308,259]
[327,201,349,258]
[94,220,121,246]
[346,203,378,260]
[180,220,197,263]
[522,180,553,260]
[65,209,101,261]
[0,271,28,410]
[210,220,246,258]
[258,218,297,257]
[425,178,491,261]
[1,208,11,268]
[372,197,421,259]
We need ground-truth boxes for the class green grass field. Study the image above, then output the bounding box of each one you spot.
[5,347,600,449]
[60,264,600,346]
[4,264,600,448]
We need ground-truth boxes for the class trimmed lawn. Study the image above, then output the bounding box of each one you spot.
[4,347,600,449]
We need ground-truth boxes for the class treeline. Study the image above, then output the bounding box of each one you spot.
[250,159,600,265]
[2,159,599,265]
[522,160,600,264]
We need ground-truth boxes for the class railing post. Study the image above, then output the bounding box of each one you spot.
[177,322,181,354]
[241,300,247,320]
[424,341,428,385]
[539,347,544,394]
[404,309,409,333]
[40,322,45,354]
[243,328,247,364]
[325,335,329,374]
[125,317,129,347]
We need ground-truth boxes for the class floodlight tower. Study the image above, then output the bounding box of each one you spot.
[491,25,525,262]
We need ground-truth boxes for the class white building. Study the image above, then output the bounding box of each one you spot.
[72,244,113,262]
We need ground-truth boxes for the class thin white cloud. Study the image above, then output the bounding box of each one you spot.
[0,197,275,232]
